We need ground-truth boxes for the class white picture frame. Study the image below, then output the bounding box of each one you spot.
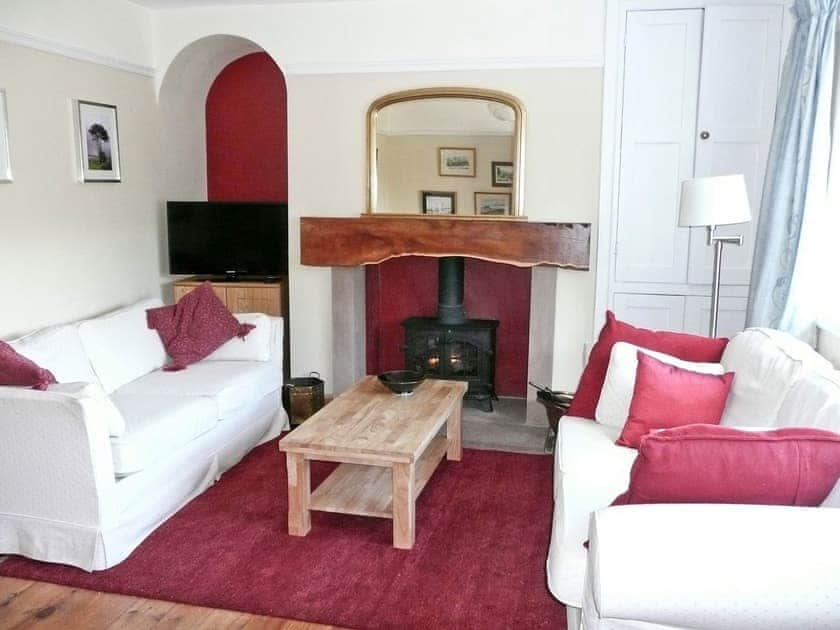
[75,100,121,182]
[0,89,12,183]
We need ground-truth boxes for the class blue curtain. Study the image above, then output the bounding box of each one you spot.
[746,0,839,344]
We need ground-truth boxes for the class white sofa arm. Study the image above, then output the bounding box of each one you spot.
[267,315,284,378]
[0,387,116,527]
[582,504,840,630]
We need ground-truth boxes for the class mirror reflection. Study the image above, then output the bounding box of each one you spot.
[369,91,523,217]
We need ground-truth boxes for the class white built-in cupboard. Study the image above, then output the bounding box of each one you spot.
[595,1,792,338]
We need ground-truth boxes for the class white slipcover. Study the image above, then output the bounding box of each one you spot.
[10,324,99,385]
[115,361,280,419]
[78,299,168,393]
[0,304,288,570]
[109,393,218,475]
[582,504,840,630]
[776,371,840,433]
[720,328,831,427]
[205,313,272,362]
[550,327,840,624]
[547,417,636,607]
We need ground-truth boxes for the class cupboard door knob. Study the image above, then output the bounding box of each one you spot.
[700,130,710,140]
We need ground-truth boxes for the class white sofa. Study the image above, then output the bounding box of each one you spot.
[547,327,840,629]
[0,298,288,571]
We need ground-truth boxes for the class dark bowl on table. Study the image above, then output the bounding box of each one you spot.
[378,370,425,395]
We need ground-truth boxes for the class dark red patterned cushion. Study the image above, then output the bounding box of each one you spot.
[0,340,57,390]
[146,282,254,371]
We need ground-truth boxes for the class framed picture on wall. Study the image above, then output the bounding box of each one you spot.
[421,191,456,215]
[438,147,476,177]
[491,161,513,187]
[75,100,121,182]
[0,89,12,183]
[474,192,511,216]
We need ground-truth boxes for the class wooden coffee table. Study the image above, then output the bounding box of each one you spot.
[277,376,467,549]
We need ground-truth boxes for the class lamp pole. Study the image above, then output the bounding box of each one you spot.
[707,225,744,338]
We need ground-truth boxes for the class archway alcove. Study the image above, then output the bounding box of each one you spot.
[156,35,290,372]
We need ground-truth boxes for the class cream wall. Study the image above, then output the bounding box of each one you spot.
[0,0,153,72]
[286,69,602,391]
[377,134,514,216]
[0,1,606,391]
[0,42,162,338]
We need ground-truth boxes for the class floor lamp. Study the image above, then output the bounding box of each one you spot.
[678,175,751,338]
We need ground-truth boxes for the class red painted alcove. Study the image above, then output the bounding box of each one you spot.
[205,52,288,201]
[366,257,531,397]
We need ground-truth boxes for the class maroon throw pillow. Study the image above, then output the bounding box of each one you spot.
[613,424,840,507]
[147,282,254,371]
[566,311,728,420]
[0,340,57,390]
[616,352,734,449]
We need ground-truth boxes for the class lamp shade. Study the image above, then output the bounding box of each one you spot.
[678,175,751,227]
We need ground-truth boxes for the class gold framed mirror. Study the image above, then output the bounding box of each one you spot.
[367,88,525,218]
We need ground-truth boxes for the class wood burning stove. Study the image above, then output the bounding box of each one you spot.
[402,257,498,411]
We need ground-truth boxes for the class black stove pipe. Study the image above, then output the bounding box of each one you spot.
[437,256,466,324]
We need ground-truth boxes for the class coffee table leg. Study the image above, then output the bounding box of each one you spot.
[446,402,463,461]
[286,452,311,536]
[392,463,415,549]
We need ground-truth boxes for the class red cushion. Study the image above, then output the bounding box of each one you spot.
[146,282,255,370]
[616,352,734,448]
[614,424,840,507]
[0,341,57,390]
[566,311,728,419]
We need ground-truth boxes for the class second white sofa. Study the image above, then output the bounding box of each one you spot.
[547,327,840,627]
[0,298,288,570]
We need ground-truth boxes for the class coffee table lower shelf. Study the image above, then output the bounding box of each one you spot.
[310,436,449,519]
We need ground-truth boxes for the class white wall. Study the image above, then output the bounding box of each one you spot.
[0,0,154,72]
[152,0,604,81]
[0,41,162,338]
[1,1,607,390]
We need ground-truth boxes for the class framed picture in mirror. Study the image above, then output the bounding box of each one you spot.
[491,161,513,187]
[438,147,476,177]
[475,192,511,216]
[422,191,456,215]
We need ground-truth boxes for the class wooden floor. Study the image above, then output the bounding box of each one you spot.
[0,577,343,629]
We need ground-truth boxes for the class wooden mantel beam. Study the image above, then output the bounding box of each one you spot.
[299,217,591,269]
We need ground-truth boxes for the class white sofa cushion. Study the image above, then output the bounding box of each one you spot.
[720,328,832,427]
[204,313,272,362]
[114,361,281,420]
[109,393,218,475]
[821,478,840,507]
[10,325,98,385]
[776,371,840,433]
[595,342,725,428]
[78,299,168,394]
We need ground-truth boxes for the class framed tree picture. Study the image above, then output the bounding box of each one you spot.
[76,100,121,182]
[421,191,456,215]
[0,89,11,183]
[438,147,476,177]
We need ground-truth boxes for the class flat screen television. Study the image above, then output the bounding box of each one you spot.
[167,201,288,278]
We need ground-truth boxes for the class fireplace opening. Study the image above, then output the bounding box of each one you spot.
[402,257,498,411]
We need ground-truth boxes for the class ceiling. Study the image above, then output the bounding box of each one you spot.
[128,0,346,8]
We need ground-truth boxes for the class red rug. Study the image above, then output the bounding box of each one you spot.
[0,442,565,629]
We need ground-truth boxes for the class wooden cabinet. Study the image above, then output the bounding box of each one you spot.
[172,278,286,317]
[599,4,785,335]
